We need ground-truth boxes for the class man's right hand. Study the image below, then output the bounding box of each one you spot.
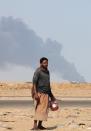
[34,93,40,103]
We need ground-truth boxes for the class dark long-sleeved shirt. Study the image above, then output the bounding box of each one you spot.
[32,67,52,96]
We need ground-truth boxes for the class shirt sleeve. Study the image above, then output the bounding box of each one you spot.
[48,70,51,87]
[32,69,40,85]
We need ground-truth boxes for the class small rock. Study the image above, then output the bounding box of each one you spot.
[77,112,80,114]
[78,123,85,126]
[3,113,7,116]
[6,127,13,130]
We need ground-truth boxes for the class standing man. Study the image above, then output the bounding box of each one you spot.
[31,57,55,130]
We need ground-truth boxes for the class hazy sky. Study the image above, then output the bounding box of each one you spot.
[0,0,91,82]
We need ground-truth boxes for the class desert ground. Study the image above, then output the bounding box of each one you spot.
[0,107,91,131]
[0,82,90,131]
[0,82,91,97]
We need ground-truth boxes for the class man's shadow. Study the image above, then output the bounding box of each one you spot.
[46,125,57,130]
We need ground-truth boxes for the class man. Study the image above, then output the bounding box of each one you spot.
[31,57,55,130]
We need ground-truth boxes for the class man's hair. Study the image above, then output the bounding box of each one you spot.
[40,57,48,63]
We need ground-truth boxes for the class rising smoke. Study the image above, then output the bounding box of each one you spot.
[0,16,85,82]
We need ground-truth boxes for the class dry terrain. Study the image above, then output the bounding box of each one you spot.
[0,82,91,98]
[0,82,90,131]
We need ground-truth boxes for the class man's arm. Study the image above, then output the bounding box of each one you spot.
[49,90,56,101]
[32,69,40,100]
[31,84,36,98]
[49,71,56,101]
[32,84,39,100]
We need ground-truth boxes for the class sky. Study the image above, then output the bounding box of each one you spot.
[0,0,91,82]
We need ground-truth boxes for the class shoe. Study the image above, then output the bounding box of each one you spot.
[38,126,47,130]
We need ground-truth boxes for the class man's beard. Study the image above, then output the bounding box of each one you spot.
[41,65,48,70]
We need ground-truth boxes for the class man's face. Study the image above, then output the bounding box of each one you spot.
[41,60,48,69]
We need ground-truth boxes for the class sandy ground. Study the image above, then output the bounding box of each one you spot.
[0,82,90,131]
[0,82,91,98]
[0,107,90,131]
